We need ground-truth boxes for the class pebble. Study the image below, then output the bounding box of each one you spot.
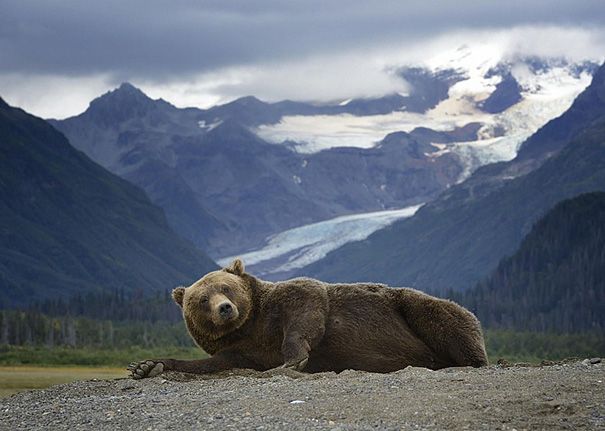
[590,358,601,364]
[119,382,136,391]
[289,400,305,404]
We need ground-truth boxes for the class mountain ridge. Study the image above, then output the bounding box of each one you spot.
[0,97,218,307]
[49,55,598,260]
[52,86,467,256]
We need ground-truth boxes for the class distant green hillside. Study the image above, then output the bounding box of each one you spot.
[0,97,217,307]
[456,192,605,333]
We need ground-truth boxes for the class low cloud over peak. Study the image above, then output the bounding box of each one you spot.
[1,1,604,118]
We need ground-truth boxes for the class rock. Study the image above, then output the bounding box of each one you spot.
[119,382,136,391]
[590,358,601,364]
[582,359,591,366]
[497,359,510,367]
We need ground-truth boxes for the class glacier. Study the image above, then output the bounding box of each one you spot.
[255,46,594,181]
[217,205,423,276]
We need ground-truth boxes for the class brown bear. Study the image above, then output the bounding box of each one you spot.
[128,259,488,378]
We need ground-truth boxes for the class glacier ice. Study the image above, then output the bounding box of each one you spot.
[217,205,423,275]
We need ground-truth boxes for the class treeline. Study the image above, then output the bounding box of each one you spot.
[452,192,605,333]
[0,287,193,349]
[0,309,192,349]
[29,288,182,323]
[485,330,605,362]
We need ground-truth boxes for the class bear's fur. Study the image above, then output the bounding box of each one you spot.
[129,259,488,378]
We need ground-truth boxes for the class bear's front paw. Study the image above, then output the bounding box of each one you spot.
[127,360,165,379]
[280,356,309,371]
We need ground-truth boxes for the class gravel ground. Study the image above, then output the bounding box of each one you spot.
[1,359,603,430]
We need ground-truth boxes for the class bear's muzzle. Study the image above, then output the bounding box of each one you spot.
[219,301,234,318]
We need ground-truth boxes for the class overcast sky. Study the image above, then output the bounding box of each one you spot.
[1,0,604,118]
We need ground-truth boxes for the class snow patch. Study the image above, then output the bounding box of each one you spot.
[255,55,592,178]
[256,110,489,154]
[198,119,223,131]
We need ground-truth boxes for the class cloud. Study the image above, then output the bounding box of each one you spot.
[1,0,604,118]
[139,26,605,108]
[1,0,604,78]
[142,48,410,107]
[0,73,113,119]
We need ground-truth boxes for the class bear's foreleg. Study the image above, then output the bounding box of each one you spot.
[272,282,328,371]
[128,350,258,379]
[280,310,326,371]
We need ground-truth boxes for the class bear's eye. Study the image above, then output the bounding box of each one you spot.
[222,286,230,294]
[200,297,209,304]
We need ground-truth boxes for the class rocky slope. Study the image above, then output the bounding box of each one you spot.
[1,360,603,430]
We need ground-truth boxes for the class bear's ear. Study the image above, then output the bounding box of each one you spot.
[172,286,185,307]
[224,258,245,276]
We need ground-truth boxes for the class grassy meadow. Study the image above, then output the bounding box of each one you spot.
[0,366,126,398]
[0,346,205,398]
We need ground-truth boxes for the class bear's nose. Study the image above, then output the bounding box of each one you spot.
[219,302,233,317]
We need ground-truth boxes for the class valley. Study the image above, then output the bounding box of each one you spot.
[50,50,597,268]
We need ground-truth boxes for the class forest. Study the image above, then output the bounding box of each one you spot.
[453,192,605,333]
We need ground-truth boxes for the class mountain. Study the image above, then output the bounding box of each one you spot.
[0,97,217,308]
[51,53,597,263]
[52,85,466,257]
[51,84,229,252]
[161,120,464,256]
[478,72,522,114]
[300,62,605,292]
[255,55,596,170]
[457,192,605,333]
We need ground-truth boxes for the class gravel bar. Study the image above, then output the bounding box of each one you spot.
[1,359,603,430]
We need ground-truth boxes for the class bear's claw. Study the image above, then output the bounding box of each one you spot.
[281,356,309,371]
[127,360,164,379]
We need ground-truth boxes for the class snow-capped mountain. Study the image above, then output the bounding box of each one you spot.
[299,61,605,293]
[50,47,600,275]
[257,47,597,181]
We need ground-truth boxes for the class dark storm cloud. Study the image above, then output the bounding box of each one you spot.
[1,0,604,79]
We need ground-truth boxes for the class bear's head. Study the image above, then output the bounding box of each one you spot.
[172,258,253,343]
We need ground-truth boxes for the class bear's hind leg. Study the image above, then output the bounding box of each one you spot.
[391,288,488,368]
